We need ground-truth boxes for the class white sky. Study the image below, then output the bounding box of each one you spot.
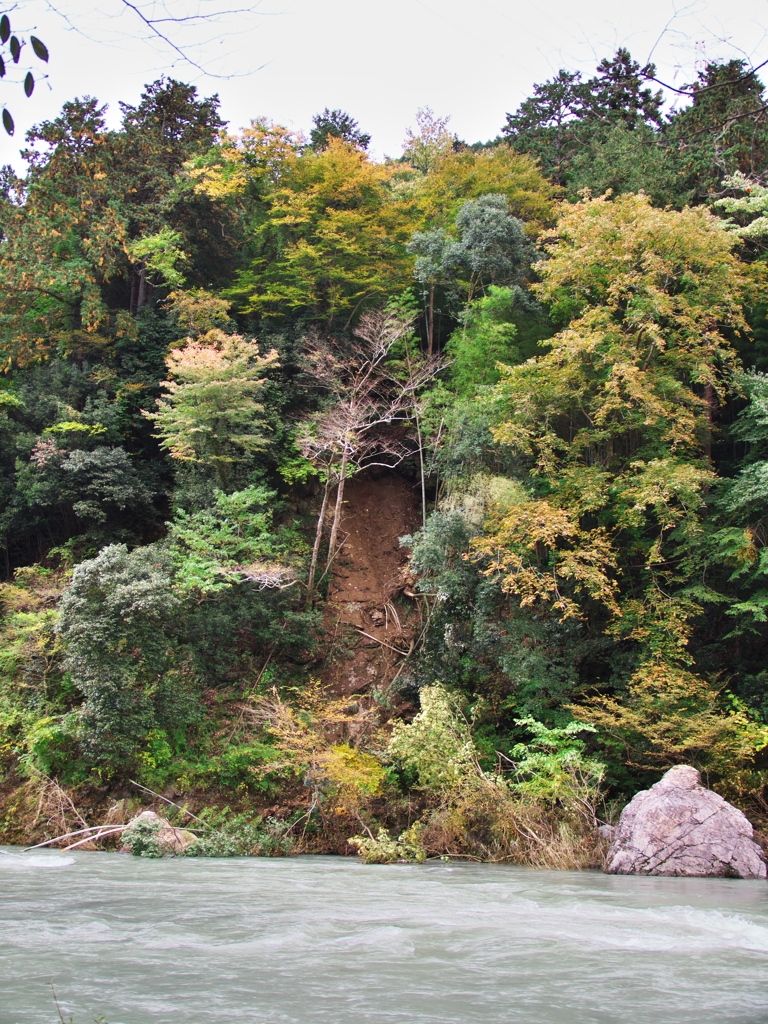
[2,0,767,166]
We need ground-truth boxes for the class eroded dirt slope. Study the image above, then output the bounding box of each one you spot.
[320,472,421,695]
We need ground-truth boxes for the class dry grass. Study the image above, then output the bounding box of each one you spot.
[413,784,607,869]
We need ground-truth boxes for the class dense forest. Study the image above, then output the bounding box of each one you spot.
[2,50,768,863]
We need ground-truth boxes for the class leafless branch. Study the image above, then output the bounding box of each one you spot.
[118,0,223,75]
[45,0,270,79]
[299,309,446,584]
[643,58,768,98]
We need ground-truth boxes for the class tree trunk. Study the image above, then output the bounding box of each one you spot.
[415,408,427,528]
[136,265,148,310]
[428,282,435,357]
[129,271,138,315]
[306,472,332,607]
[704,380,715,464]
[325,447,350,571]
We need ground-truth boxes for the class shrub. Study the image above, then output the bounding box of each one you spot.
[57,543,200,776]
[387,684,485,794]
[571,661,768,792]
[121,816,164,858]
[349,823,427,864]
[187,809,296,857]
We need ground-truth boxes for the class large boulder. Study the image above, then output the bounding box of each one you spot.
[605,765,767,879]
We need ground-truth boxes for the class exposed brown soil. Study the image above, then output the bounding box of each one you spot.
[319,472,422,695]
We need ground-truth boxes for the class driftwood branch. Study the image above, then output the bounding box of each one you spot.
[24,824,127,852]
[63,826,132,851]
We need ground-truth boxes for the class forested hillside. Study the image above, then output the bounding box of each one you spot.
[2,53,768,863]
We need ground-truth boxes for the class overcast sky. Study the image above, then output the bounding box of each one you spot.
[2,0,767,165]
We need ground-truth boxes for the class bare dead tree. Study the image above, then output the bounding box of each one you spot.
[299,310,444,605]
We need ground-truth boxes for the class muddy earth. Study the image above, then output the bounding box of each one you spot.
[319,472,422,695]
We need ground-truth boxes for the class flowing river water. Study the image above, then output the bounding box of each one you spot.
[2,847,768,1024]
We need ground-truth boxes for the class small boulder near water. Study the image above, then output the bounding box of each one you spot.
[605,765,767,879]
[122,810,198,856]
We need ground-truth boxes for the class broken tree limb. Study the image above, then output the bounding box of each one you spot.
[352,628,410,656]
[129,780,210,827]
[24,824,128,852]
[63,826,132,851]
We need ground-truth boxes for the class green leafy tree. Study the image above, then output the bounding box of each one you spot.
[57,543,199,775]
[572,662,766,790]
[402,107,456,174]
[566,123,686,207]
[144,333,279,489]
[666,60,768,200]
[503,50,664,187]
[403,482,586,718]
[407,194,535,353]
[704,372,768,634]
[119,77,224,170]
[510,717,605,820]
[388,684,484,794]
[405,145,553,354]
[11,442,156,547]
[451,194,535,302]
[0,80,229,368]
[502,70,584,185]
[406,226,459,355]
[235,138,415,327]
[474,192,750,666]
[580,48,663,130]
[446,285,545,396]
[115,77,230,309]
[713,172,768,248]
[0,98,129,365]
[169,484,300,596]
[414,144,555,230]
[186,118,302,207]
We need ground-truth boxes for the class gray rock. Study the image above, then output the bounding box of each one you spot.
[123,809,198,856]
[605,765,767,879]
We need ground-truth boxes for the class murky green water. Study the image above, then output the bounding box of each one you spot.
[2,847,767,1024]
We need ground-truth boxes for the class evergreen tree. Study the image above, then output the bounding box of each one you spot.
[666,60,768,200]
[309,108,370,151]
[502,70,584,184]
[503,50,665,188]
[580,48,663,130]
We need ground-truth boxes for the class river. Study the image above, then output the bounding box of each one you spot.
[2,847,767,1024]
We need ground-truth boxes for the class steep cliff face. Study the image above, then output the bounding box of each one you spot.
[319,472,421,695]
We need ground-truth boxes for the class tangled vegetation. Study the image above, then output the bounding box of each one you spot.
[2,56,768,864]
